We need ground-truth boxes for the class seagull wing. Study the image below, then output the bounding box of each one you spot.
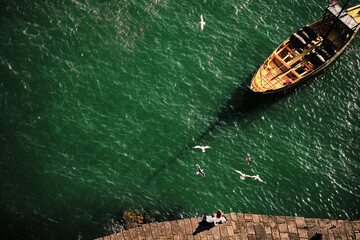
[203,146,210,152]
[234,170,245,176]
[195,164,205,179]
[195,163,201,170]
[195,164,203,173]
[200,14,205,31]
[257,176,265,183]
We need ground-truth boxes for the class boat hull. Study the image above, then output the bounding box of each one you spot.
[250,4,360,94]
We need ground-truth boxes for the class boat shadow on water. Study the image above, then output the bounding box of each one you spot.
[145,74,295,183]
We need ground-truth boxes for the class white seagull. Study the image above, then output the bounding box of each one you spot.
[233,6,239,15]
[249,174,266,183]
[200,14,206,31]
[193,145,211,152]
[234,170,252,180]
[195,163,206,179]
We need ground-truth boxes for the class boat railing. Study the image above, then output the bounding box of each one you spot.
[267,38,323,76]
[258,56,315,89]
[260,75,277,88]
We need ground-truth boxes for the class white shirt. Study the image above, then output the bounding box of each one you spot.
[205,215,227,225]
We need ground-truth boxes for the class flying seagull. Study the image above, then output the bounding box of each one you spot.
[250,174,266,183]
[195,163,206,179]
[245,153,251,166]
[234,170,252,180]
[233,6,239,15]
[193,145,211,152]
[200,14,206,31]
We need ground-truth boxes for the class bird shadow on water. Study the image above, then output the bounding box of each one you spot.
[145,75,289,184]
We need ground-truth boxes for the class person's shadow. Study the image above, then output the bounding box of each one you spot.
[192,221,214,235]
[309,232,322,240]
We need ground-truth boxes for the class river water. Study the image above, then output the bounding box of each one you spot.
[1,0,359,239]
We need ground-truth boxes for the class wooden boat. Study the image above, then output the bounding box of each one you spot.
[250,2,360,94]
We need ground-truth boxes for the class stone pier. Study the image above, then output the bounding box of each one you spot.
[95,213,360,239]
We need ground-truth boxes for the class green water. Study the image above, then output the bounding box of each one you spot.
[1,0,359,239]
